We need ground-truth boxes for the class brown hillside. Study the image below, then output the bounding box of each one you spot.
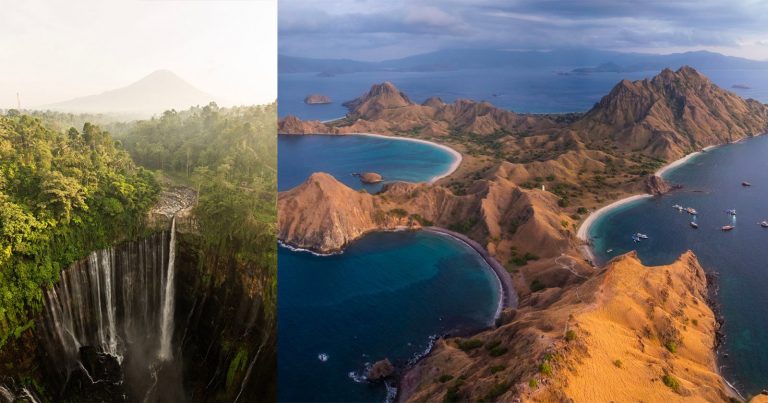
[574,66,768,160]
[400,251,735,402]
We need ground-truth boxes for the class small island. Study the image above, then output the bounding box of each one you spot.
[304,94,332,104]
[353,172,383,184]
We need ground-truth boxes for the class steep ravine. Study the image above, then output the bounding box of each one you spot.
[0,194,274,402]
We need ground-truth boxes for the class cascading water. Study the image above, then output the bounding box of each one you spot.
[37,221,182,400]
[159,217,177,361]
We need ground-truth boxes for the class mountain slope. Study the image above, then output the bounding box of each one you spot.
[574,66,768,160]
[45,70,216,116]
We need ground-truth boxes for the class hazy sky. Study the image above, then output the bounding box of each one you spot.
[0,0,276,108]
[279,0,768,61]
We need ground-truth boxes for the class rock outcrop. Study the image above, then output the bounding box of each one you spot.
[644,174,672,195]
[304,94,332,104]
[367,359,395,381]
[356,172,383,184]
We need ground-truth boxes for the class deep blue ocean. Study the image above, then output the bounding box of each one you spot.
[589,135,768,396]
[278,231,499,402]
[278,134,456,192]
[279,68,768,120]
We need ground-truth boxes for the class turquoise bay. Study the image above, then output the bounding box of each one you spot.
[589,135,768,396]
[278,134,458,192]
[278,232,499,402]
[278,133,499,401]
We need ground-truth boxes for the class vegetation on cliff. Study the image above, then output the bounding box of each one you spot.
[0,112,158,348]
[117,102,278,314]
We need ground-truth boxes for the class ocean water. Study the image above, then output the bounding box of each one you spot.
[589,135,768,396]
[279,68,768,120]
[278,231,500,402]
[278,134,456,192]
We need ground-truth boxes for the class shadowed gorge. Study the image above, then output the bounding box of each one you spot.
[0,104,276,402]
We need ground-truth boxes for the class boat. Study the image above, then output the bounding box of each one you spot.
[686,207,698,215]
[721,225,735,231]
[635,233,649,239]
[742,181,752,187]
[690,221,699,229]
[761,221,768,228]
[606,249,614,253]
[672,204,683,210]
[632,234,641,243]
[318,353,329,362]
[726,209,737,216]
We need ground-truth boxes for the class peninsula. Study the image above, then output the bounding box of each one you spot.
[278,67,768,401]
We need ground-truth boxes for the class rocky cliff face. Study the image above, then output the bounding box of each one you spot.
[574,66,768,160]
[400,251,734,402]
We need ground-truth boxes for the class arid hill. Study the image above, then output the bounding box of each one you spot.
[278,67,768,401]
[400,251,736,402]
[575,66,768,160]
[278,172,575,260]
[280,81,558,137]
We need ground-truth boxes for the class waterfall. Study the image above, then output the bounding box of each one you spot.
[158,217,177,361]
[38,225,175,394]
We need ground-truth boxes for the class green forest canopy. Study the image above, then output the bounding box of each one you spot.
[0,102,278,348]
[116,102,278,313]
[0,112,158,347]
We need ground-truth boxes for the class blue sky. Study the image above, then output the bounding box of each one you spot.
[279,0,768,61]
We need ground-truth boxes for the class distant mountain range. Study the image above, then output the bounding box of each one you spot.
[43,70,217,117]
[280,49,768,75]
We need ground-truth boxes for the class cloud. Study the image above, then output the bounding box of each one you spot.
[279,0,768,60]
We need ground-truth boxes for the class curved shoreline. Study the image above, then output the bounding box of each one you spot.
[655,145,717,178]
[575,193,655,241]
[348,132,463,184]
[279,225,515,320]
[424,227,518,318]
[576,146,716,263]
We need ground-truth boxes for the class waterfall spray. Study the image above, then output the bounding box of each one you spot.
[158,217,177,361]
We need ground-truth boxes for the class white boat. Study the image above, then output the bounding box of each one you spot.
[690,222,699,229]
[672,204,684,211]
[635,233,648,239]
[686,207,698,215]
[722,225,735,231]
[761,221,768,228]
[726,209,737,216]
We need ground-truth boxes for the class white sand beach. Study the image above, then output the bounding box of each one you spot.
[351,132,463,183]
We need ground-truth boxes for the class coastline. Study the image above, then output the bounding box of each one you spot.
[279,225,514,321]
[278,131,463,186]
[576,146,715,263]
[654,144,717,178]
[424,227,518,318]
[350,132,463,184]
